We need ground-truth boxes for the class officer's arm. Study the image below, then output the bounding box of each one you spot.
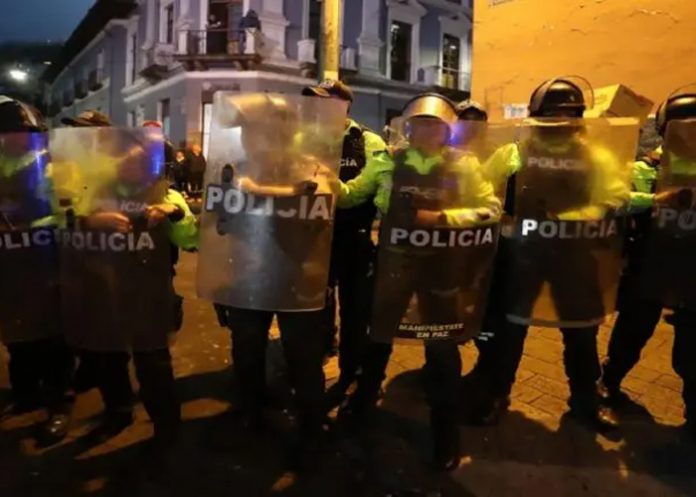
[558,147,631,221]
[629,159,657,213]
[164,189,199,250]
[482,142,522,188]
[337,149,393,209]
[442,157,502,226]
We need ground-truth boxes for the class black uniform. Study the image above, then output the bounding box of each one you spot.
[323,122,379,386]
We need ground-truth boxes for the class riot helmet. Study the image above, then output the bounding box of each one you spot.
[402,93,457,155]
[528,79,586,118]
[0,96,46,133]
[456,100,488,122]
[655,89,696,137]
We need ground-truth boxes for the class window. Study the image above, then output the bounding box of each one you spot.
[202,102,213,158]
[97,49,105,71]
[442,34,460,89]
[127,32,138,84]
[159,98,171,137]
[309,0,322,61]
[127,110,136,127]
[390,21,412,82]
[162,2,175,44]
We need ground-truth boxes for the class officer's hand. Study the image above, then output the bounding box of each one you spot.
[294,180,318,195]
[88,212,132,233]
[415,209,441,226]
[146,203,177,227]
[236,176,259,193]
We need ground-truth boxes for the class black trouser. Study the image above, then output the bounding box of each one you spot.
[605,300,696,422]
[6,336,74,410]
[356,340,462,422]
[188,172,204,195]
[78,349,180,433]
[487,322,602,410]
[227,307,326,435]
[323,231,374,381]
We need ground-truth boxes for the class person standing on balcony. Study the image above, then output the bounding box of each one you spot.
[206,14,225,55]
[239,9,261,54]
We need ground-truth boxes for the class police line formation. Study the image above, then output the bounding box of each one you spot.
[0,77,695,473]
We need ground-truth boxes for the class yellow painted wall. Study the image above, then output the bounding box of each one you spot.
[472,0,696,119]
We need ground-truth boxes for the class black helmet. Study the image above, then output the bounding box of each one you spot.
[0,95,47,133]
[456,100,488,122]
[655,93,696,137]
[528,79,586,118]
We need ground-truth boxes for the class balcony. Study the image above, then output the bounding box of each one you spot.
[140,43,174,82]
[88,68,104,91]
[174,29,262,71]
[62,91,74,107]
[419,65,471,101]
[74,80,88,99]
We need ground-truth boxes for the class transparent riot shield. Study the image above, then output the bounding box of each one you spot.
[197,93,346,311]
[504,118,637,328]
[638,119,696,308]
[0,131,61,344]
[50,127,172,352]
[370,119,515,344]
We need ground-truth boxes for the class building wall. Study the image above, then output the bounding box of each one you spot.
[471,0,696,119]
[50,0,471,145]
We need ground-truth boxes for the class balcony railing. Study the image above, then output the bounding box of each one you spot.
[175,28,262,70]
[420,65,471,95]
[88,68,104,91]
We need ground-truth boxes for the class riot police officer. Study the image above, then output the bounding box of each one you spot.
[601,90,696,440]
[0,96,74,445]
[337,93,501,471]
[462,79,630,432]
[198,93,346,468]
[55,111,197,448]
[302,80,388,407]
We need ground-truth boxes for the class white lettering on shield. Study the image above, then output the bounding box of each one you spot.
[389,227,495,247]
[521,219,618,239]
[527,156,584,171]
[0,228,58,251]
[658,208,696,230]
[60,231,156,252]
[205,184,332,221]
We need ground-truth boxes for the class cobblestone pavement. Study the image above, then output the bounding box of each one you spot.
[1,252,695,497]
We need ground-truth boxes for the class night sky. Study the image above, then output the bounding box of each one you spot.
[0,0,96,43]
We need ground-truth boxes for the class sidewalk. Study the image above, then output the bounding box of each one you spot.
[1,252,695,497]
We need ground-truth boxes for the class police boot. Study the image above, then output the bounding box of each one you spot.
[431,411,461,472]
[86,410,134,443]
[568,397,619,433]
[597,362,632,407]
[324,374,356,413]
[462,395,510,426]
[37,408,72,447]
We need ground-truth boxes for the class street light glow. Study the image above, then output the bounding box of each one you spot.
[9,69,28,82]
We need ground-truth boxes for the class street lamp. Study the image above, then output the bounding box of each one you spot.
[9,69,29,83]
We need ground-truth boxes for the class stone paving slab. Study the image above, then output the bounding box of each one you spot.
[1,252,695,496]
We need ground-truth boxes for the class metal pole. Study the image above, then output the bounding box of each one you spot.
[320,0,340,81]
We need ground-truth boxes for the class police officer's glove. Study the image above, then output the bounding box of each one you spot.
[294,180,318,195]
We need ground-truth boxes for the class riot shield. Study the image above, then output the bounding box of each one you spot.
[638,119,696,308]
[49,127,173,352]
[370,119,514,344]
[197,93,346,311]
[504,118,637,328]
[0,131,61,344]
